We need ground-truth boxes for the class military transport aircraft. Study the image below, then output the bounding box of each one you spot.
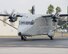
[0,6,68,41]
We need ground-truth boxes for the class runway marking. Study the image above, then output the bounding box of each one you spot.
[0,45,18,47]
[54,45,64,47]
[0,44,67,48]
[0,44,48,47]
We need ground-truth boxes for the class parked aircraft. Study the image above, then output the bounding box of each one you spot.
[0,6,68,40]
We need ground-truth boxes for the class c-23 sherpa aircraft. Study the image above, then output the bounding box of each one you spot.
[0,6,68,41]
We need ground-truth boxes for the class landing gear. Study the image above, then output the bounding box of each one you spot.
[48,35,53,40]
[48,30,54,40]
[21,36,27,41]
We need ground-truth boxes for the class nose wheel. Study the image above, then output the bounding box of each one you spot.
[21,36,27,41]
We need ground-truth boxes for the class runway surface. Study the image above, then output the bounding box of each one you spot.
[0,47,68,54]
[0,36,68,48]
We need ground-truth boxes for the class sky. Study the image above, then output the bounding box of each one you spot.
[0,0,68,14]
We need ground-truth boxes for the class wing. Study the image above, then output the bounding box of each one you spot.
[0,14,22,17]
[0,14,9,16]
[42,14,68,18]
[41,14,68,22]
[42,15,52,18]
[59,14,68,17]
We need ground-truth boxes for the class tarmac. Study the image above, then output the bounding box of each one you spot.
[0,47,68,54]
[0,32,68,54]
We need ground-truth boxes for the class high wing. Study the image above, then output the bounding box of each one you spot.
[0,13,68,22]
[0,14,9,16]
[42,15,52,17]
[59,14,68,17]
[42,14,68,22]
[0,13,22,22]
[0,14,22,17]
[42,14,68,18]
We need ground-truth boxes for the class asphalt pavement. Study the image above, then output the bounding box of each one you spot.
[0,35,68,54]
[0,35,68,48]
[0,47,68,54]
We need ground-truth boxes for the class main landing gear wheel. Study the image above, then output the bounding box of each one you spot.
[48,35,53,40]
[21,36,27,41]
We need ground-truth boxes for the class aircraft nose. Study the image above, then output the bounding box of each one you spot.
[18,32,21,36]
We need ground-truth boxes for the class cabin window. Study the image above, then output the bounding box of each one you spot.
[19,21,34,25]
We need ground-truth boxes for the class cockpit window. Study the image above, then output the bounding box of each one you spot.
[19,20,34,25]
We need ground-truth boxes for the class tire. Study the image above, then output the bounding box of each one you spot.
[48,35,53,40]
[50,36,53,40]
[21,36,27,41]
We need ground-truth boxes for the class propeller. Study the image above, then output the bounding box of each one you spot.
[8,10,17,22]
[2,10,22,26]
[51,14,59,22]
[4,10,22,22]
[43,13,68,22]
[3,10,22,22]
